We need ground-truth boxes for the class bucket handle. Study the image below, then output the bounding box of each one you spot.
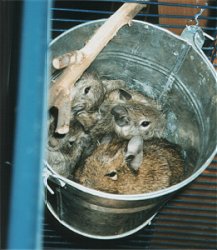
[43,161,66,195]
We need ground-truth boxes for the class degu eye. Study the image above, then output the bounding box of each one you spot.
[140,121,151,127]
[84,86,91,94]
[68,137,76,146]
[105,171,118,180]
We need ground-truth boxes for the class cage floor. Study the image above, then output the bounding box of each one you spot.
[43,156,217,249]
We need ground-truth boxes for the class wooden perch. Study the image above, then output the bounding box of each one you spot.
[49,2,145,134]
[52,51,85,69]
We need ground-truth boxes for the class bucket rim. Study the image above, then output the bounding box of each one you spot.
[50,19,217,78]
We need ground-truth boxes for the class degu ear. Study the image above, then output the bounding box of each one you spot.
[119,89,132,101]
[125,135,144,171]
[111,105,128,118]
[111,105,129,127]
[102,79,126,94]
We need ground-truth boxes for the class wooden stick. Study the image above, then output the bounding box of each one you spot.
[52,51,85,69]
[50,2,145,134]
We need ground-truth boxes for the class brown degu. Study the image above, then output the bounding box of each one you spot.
[89,98,166,142]
[73,136,185,195]
[76,86,163,133]
[105,87,158,106]
[47,118,90,177]
[70,73,126,130]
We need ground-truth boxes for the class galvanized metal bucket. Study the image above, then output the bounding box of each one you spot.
[44,20,217,239]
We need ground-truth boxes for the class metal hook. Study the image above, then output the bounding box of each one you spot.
[43,161,66,195]
[185,4,214,41]
[194,3,208,26]
[194,8,205,26]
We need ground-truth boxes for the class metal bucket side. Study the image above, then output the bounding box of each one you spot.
[46,19,217,238]
[47,201,157,239]
[45,175,172,239]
